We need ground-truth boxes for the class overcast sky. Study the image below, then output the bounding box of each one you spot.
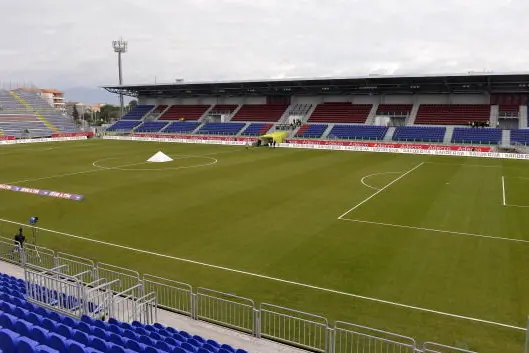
[1,0,528,102]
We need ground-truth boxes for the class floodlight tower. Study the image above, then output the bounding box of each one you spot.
[112,38,128,118]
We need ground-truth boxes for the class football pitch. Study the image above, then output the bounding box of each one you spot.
[1,139,528,352]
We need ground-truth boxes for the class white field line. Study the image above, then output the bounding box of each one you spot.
[360,172,402,191]
[0,217,523,331]
[502,176,506,206]
[338,162,424,220]
[505,204,529,208]
[3,148,243,185]
[338,218,529,245]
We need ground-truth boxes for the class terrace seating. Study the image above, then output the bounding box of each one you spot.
[451,127,502,144]
[415,104,491,125]
[120,105,154,120]
[162,121,201,133]
[241,123,272,136]
[295,124,328,138]
[308,103,372,123]
[510,129,529,145]
[197,122,246,135]
[376,104,413,116]
[0,115,54,138]
[499,105,519,117]
[327,125,388,140]
[231,104,288,122]
[135,121,168,133]
[106,120,142,132]
[392,126,446,143]
[0,271,248,353]
[1,90,79,133]
[159,105,210,121]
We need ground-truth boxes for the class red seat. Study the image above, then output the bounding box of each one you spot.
[415,104,491,125]
[308,103,372,123]
[210,105,239,114]
[159,105,210,121]
[376,104,412,115]
[231,104,288,122]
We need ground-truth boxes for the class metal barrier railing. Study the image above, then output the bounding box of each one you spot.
[0,241,491,352]
[111,283,145,323]
[23,244,55,270]
[25,264,84,317]
[334,321,417,353]
[55,252,96,283]
[259,303,330,352]
[143,274,192,316]
[195,287,255,334]
[422,342,477,353]
[0,238,22,265]
[97,262,140,293]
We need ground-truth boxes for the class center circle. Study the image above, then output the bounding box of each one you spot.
[92,154,218,171]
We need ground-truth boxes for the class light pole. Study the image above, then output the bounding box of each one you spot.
[112,38,128,118]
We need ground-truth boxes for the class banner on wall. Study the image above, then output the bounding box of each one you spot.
[102,134,529,161]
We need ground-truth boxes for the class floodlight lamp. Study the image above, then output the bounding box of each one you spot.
[112,39,128,53]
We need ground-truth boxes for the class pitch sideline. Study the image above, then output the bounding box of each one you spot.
[0,217,523,331]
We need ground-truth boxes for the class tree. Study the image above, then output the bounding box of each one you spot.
[99,104,121,123]
[72,104,80,121]
[128,100,138,109]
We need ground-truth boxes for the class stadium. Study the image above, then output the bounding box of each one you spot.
[0,70,528,353]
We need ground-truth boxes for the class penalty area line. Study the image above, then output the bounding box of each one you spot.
[338,162,424,220]
[338,218,529,245]
[0,217,523,331]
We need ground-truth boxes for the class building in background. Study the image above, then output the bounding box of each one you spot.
[41,89,65,112]
[12,87,66,112]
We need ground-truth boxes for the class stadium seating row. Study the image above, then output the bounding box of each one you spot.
[0,271,248,353]
[117,103,524,127]
[106,118,529,145]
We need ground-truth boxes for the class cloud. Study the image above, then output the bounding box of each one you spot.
[1,0,528,102]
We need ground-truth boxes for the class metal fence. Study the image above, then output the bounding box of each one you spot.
[97,262,140,293]
[334,321,417,353]
[0,240,494,352]
[195,287,255,334]
[143,274,192,316]
[259,303,330,352]
[25,265,84,317]
[55,252,96,283]
[422,342,477,353]
[0,238,22,264]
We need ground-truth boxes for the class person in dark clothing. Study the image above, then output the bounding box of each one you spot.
[14,228,25,248]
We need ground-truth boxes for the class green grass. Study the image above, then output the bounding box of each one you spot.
[1,140,528,352]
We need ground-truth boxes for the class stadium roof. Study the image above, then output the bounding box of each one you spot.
[103,72,529,98]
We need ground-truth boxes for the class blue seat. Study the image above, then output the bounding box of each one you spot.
[29,326,49,344]
[0,328,20,353]
[16,336,40,353]
[392,126,446,142]
[13,320,33,337]
[327,125,388,140]
[295,124,328,138]
[220,344,235,353]
[197,123,246,136]
[35,346,60,353]
[181,342,198,352]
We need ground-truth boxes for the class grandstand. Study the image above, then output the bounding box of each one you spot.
[102,73,529,150]
[0,89,79,137]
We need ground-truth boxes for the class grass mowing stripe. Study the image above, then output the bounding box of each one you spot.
[0,216,523,332]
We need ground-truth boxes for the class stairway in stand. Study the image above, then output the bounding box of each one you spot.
[9,91,58,132]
